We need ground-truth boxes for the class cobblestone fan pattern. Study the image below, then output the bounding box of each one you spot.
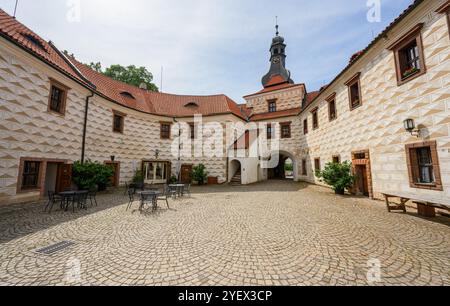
[0,181,449,286]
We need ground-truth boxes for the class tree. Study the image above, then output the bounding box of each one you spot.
[88,62,102,73]
[104,64,159,92]
[315,161,356,195]
[192,164,208,185]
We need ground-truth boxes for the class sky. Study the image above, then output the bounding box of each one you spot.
[0,0,414,103]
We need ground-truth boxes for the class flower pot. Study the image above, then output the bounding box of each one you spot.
[335,188,345,195]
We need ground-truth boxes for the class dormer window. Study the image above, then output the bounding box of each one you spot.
[22,33,48,52]
[120,92,135,99]
[184,102,199,108]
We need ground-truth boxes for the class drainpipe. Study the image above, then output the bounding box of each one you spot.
[81,91,95,164]
[173,117,181,182]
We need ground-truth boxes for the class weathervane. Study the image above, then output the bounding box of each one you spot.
[275,16,279,36]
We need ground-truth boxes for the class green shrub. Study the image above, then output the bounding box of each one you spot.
[169,175,178,184]
[132,169,144,184]
[72,160,114,190]
[192,164,207,185]
[284,163,293,172]
[315,161,356,195]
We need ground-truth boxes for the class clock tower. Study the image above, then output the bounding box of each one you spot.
[261,23,294,88]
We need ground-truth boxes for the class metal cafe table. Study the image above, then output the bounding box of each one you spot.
[168,184,185,198]
[58,190,89,212]
[137,190,161,211]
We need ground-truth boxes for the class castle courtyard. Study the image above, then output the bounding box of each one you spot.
[0,181,448,286]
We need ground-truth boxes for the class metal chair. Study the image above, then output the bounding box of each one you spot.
[156,186,171,209]
[44,191,61,213]
[123,182,129,196]
[167,185,178,199]
[76,191,89,211]
[88,188,98,207]
[184,184,192,197]
[126,189,136,211]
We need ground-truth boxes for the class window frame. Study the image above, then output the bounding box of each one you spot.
[436,1,450,40]
[21,160,41,190]
[405,141,443,191]
[266,124,273,140]
[311,107,319,130]
[314,158,321,172]
[280,122,292,139]
[47,78,69,116]
[302,159,307,176]
[160,122,172,140]
[332,155,341,164]
[387,23,426,86]
[345,73,362,111]
[189,123,195,140]
[112,110,126,134]
[303,119,308,135]
[268,100,277,113]
[326,93,337,122]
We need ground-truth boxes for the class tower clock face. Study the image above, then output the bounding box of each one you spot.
[272,57,280,64]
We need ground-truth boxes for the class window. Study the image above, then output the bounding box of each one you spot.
[160,123,172,139]
[302,159,307,176]
[327,93,337,121]
[303,119,308,135]
[314,158,321,172]
[143,162,169,183]
[113,112,125,134]
[333,155,341,164]
[388,24,426,86]
[311,108,319,130]
[281,123,291,139]
[267,124,273,140]
[345,73,362,110]
[21,161,41,189]
[48,80,68,115]
[190,123,195,140]
[268,100,277,113]
[405,141,443,191]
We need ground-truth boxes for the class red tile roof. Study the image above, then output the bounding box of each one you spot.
[250,108,301,121]
[265,75,287,87]
[244,83,304,98]
[72,59,246,118]
[0,9,85,84]
[0,9,246,120]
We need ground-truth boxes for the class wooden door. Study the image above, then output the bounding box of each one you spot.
[56,164,72,193]
[106,163,119,187]
[355,165,369,196]
[180,165,192,184]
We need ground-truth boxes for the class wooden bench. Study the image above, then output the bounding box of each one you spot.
[382,192,450,218]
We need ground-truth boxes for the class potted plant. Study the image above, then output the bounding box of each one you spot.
[315,161,356,195]
[402,67,419,79]
[72,160,114,191]
[192,164,207,185]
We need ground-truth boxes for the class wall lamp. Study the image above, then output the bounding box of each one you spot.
[403,118,420,138]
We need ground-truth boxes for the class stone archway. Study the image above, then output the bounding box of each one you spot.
[229,160,242,184]
[267,150,298,181]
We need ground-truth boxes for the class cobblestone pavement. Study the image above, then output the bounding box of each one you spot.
[0,181,449,286]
